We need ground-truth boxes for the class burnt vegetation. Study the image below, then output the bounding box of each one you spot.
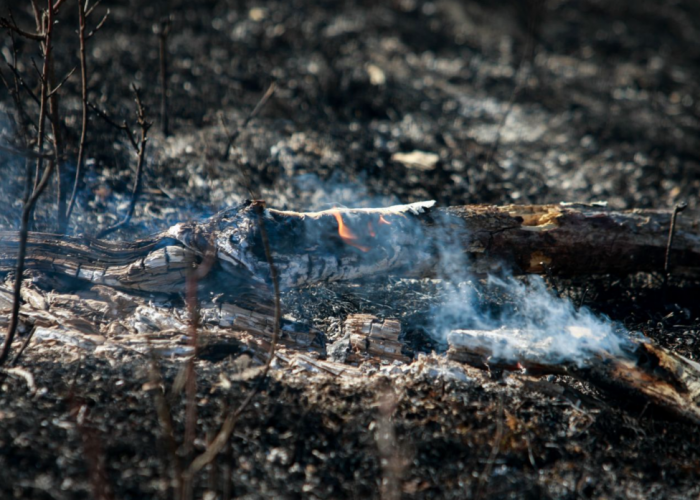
[1,1,700,499]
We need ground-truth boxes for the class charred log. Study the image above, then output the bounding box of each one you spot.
[1,201,700,293]
[447,329,700,424]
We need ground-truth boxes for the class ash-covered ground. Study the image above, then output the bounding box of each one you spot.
[1,0,700,499]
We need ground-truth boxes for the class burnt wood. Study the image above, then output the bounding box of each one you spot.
[448,329,700,424]
[1,201,699,293]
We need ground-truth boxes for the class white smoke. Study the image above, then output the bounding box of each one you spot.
[427,217,634,366]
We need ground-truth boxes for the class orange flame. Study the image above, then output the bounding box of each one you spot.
[331,210,370,252]
[379,215,391,225]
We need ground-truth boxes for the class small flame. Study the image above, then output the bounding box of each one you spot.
[379,215,391,225]
[331,210,370,252]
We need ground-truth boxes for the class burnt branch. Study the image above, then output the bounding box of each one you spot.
[94,85,152,238]
[145,343,184,497]
[85,0,102,19]
[89,101,138,149]
[182,239,216,469]
[182,204,282,491]
[0,152,56,366]
[0,143,53,160]
[221,82,276,160]
[66,0,93,227]
[85,9,109,40]
[0,11,45,42]
[46,65,76,98]
[4,60,41,106]
[153,16,171,137]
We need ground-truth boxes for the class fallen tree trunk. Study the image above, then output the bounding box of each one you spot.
[1,200,699,292]
[447,329,700,424]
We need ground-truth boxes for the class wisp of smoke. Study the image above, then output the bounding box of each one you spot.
[428,217,633,366]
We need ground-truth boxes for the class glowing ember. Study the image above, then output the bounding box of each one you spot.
[331,210,371,252]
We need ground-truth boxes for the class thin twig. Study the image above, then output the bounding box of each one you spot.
[480,2,541,178]
[663,201,688,290]
[0,157,56,365]
[146,340,184,497]
[4,61,41,106]
[182,200,281,487]
[11,325,37,366]
[32,7,53,193]
[154,16,171,137]
[85,0,102,18]
[474,396,505,500]
[29,0,42,32]
[46,41,67,233]
[221,82,276,160]
[47,65,76,98]
[66,0,90,225]
[95,85,151,238]
[89,101,138,149]
[85,9,109,40]
[184,241,216,474]
[0,15,45,42]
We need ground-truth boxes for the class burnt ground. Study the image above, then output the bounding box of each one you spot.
[2,0,700,499]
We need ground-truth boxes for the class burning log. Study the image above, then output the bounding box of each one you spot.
[447,329,700,424]
[1,200,699,293]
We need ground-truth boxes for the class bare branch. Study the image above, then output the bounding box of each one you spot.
[0,1,58,365]
[85,9,109,40]
[88,102,138,150]
[85,0,103,19]
[182,208,282,486]
[154,15,171,136]
[0,143,53,160]
[95,85,151,238]
[4,62,41,106]
[67,0,91,226]
[29,0,42,32]
[30,57,42,80]
[47,65,76,98]
[221,81,277,160]
[0,16,45,42]
[0,156,56,365]
[145,342,183,496]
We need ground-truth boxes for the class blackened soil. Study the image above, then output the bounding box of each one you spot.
[1,0,700,498]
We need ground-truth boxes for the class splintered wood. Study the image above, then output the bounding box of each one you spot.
[212,302,320,352]
[344,314,409,363]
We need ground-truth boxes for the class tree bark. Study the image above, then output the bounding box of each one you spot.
[1,201,699,293]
